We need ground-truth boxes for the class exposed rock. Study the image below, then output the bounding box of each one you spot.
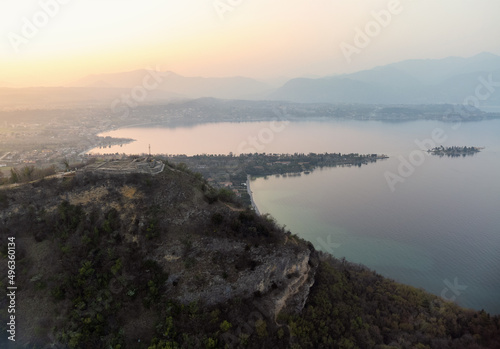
[174,240,317,320]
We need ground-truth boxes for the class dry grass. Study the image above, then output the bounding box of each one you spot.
[67,186,108,206]
[121,185,139,199]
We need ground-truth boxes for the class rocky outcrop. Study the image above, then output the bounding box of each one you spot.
[0,165,319,347]
[161,236,317,321]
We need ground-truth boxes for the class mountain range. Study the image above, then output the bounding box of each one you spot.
[68,70,272,100]
[270,52,500,105]
[2,52,500,108]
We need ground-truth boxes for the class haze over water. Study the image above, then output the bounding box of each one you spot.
[90,119,500,314]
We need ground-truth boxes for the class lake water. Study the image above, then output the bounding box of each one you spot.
[90,119,500,314]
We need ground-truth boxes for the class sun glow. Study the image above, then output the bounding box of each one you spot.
[0,0,499,87]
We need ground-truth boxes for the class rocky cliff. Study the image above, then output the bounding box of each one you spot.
[0,162,317,348]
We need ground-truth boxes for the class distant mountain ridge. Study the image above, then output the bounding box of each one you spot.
[270,52,500,105]
[382,52,500,84]
[68,69,273,100]
[2,53,500,108]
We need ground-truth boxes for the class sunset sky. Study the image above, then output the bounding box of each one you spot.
[1,0,499,87]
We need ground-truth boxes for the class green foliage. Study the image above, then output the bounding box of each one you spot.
[146,205,161,239]
[103,208,120,234]
[255,318,268,338]
[57,201,85,239]
[277,327,285,339]
[146,218,160,239]
[163,316,175,338]
[141,260,169,308]
[220,320,232,332]
[216,187,235,202]
[282,256,500,348]
[9,168,19,183]
[205,337,218,348]
[79,260,94,278]
[194,172,204,181]
[210,309,220,324]
[51,285,65,301]
[111,258,122,275]
[177,163,188,171]
[204,188,218,204]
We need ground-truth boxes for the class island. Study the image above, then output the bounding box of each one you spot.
[427,145,483,157]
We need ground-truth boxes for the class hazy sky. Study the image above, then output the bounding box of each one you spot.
[1,0,499,87]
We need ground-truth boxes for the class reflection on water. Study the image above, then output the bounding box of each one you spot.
[90,119,500,314]
[250,120,500,314]
[252,153,500,314]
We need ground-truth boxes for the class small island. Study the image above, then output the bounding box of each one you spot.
[427,145,483,157]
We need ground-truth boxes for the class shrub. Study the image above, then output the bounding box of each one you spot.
[220,320,232,332]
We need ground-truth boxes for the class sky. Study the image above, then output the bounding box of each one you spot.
[0,0,499,87]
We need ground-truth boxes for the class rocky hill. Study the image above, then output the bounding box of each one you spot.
[0,161,499,348]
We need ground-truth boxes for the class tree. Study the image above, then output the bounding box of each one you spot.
[10,168,19,183]
[62,158,70,171]
[22,165,35,181]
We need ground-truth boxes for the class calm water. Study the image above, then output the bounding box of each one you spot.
[90,119,500,314]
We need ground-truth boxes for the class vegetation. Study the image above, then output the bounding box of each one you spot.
[0,166,498,348]
[0,165,56,185]
[428,146,483,157]
[164,152,388,208]
[281,255,500,348]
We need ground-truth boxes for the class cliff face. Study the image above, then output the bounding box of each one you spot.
[0,163,317,348]
[172,238,316,319]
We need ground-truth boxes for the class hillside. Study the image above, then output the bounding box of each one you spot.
[0,161,499,348]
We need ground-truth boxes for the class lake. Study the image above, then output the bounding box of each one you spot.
[90,119,500,314]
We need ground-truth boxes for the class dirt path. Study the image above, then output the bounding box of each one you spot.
[0,171,75,190]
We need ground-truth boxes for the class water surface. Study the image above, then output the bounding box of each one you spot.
[90,119,500,314]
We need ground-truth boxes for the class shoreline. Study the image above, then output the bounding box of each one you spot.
[246,175,261,216]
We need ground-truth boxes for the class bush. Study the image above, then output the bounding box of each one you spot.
[0,191,8,209]
[217,188,235,203]
[211,212,224,225]
[220,320,232,332]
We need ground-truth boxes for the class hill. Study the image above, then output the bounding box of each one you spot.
[0,161,499,348]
